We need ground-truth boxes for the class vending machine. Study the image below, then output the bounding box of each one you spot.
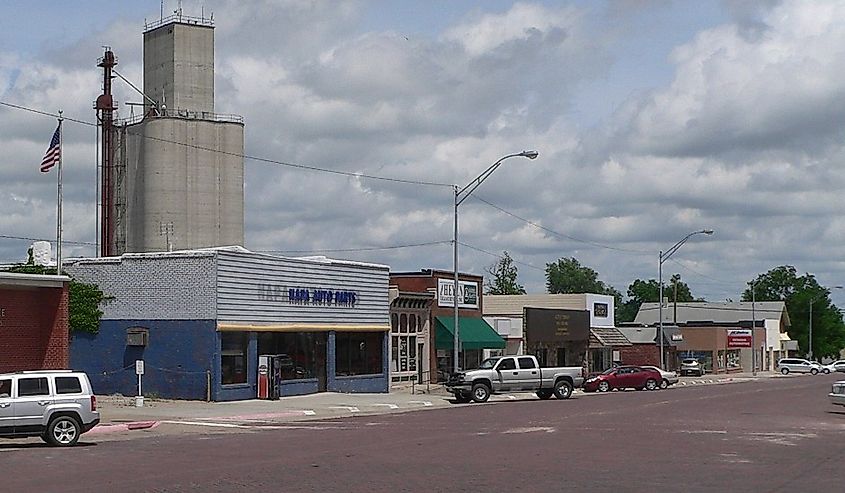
[257,354,284,399]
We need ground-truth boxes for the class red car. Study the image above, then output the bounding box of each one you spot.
[583,366,662,392]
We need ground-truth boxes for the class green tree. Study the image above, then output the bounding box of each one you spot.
[484,251,526,295]
[7,263,108,335]
[743,266,845,359]
[617,275,698,323]
[544,257,623,319]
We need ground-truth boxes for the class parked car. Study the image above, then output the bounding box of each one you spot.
[680,358,706,377]
[777,358,821,375]
[641,366,679,389]
[583,366,662,392]
[821,360,845,374]
[0,370,100,447]
[830,380,845,407]
[446,355,584,403]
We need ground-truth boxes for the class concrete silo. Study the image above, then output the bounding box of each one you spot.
[107,13,244,254]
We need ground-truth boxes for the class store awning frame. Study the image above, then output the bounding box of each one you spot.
[435,316,506,350]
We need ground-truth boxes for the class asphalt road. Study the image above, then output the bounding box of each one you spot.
[2,375,843,492]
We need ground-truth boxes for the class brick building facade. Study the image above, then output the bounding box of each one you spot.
[391,270,504,378]
[0,272,70,373]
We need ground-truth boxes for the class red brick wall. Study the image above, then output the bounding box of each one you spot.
[0,285,69,372]
[391,272,484,380]
[619,344,660,367]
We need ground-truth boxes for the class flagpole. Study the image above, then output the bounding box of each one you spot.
[56,110,64,276]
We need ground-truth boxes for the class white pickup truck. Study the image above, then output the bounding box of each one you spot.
[445,355,584,403]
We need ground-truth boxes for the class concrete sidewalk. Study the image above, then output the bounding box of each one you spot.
[96,385,455,430]
[94,371,779,433]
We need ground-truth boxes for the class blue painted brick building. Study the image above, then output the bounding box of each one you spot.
[66,247,390,401]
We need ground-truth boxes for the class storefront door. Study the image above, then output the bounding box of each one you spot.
[316,333,327,392]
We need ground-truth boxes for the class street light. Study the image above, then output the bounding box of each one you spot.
[453,150,538,374]
[658,229,714,370]
[809,285,843,361]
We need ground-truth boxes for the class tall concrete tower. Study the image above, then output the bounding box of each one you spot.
[109,13,244,255]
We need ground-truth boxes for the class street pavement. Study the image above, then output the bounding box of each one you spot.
[85,370,770,435]
[2,371,843,492]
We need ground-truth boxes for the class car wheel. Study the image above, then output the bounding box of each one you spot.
[598,381,610,392]
[471,383,491,403]
[810,368,819,375]
[536,389,553,400]
[781,368,789,375]
[46,415,81,447]
[454,392,472,404]
[660,379,669,389]
[553,380,574,400]
[823,369,830,374]
[645,379,658,391]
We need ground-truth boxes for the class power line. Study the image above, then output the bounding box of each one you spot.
[458,241,546,272]
[1,232,452,255]
[258,240,451,254]
[0,100,454,188]
[470,194,652,254]
[667,258,736,286]
[0,234,96,247]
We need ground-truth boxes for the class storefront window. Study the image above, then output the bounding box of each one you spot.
[221,332,248,385]
[257,332,318,380]
[391,331,418,380]
[337,332,383,376]
[409,314,417,333]
[400,314,408,333]
[726,349,741,369]
[678,350,713,372]
[391,314,399,334]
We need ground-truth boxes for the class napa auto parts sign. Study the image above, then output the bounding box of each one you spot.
[437,279,479,309]
[727,329,753,348]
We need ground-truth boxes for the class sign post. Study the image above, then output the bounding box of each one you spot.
[135,360,145,407]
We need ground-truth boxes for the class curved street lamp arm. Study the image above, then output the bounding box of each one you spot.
[660,229,713,263]
[456,151,537,204]
[456,152,524,205]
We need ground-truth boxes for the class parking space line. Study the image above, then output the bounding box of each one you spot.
[329,406,360,412]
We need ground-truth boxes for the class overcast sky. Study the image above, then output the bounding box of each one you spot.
[1,0,844,307]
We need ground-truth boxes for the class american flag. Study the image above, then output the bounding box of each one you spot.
[40,123,61,173]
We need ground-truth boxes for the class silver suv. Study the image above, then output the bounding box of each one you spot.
[680,358,706,377]
[777,358,821,375]
[0,370,100,447]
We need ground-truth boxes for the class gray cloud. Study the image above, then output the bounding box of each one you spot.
[1,1,844,308]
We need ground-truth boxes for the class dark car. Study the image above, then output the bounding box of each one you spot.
[583,366,662,392]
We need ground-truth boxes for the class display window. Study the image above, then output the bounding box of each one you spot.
[221,332,248,385]
[257,332,319,380]
[337,332,383,376]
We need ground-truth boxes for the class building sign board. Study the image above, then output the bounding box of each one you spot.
[593,303,608,318]
[257,284,358,307]
[437,279,479,309]
[523,308,590,343]
[727,329,753,348]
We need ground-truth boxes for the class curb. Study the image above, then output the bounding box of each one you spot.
[89,421,159,434]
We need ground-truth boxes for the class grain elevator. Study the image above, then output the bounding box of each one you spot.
[99,12,244,255]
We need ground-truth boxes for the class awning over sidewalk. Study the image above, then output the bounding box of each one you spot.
[589,327,632,348]
[435,316,506,350]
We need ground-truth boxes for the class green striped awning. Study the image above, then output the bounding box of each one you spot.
[435,316,506,350]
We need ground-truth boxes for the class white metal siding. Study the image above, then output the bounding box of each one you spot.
[215,251,389,326]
